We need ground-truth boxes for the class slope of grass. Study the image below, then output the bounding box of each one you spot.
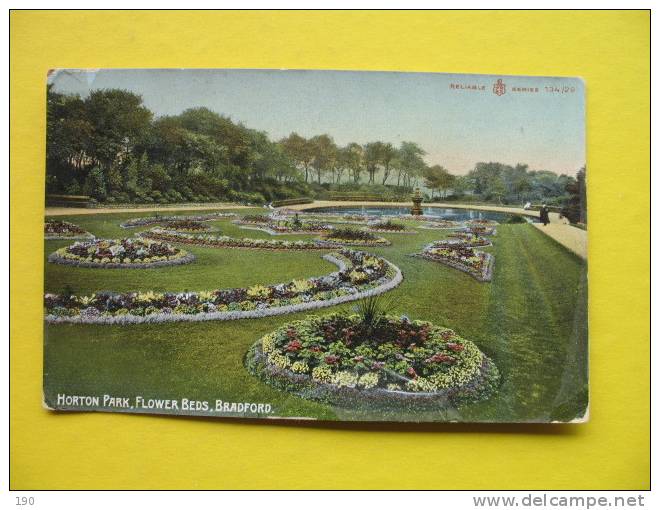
[43,209,588,422]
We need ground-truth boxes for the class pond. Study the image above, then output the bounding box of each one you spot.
[306,206,536,223]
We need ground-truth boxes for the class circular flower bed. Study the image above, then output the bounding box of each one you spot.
[119,212,235,228]
[48,238,194,269]
[413,244,493,282]
[44,249,402,324]
[246,313,499,409]
[44,220,94,240]
[322,228,391,246]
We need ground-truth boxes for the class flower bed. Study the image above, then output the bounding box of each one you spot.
[44,250,403,324]
[464,225,497,236]
[48,238,194,269]
[365,220,416,234]
[235,215,333,235]
[467,218,498,227]
[277,210,380,225]
[246,314,499,409]
[44,220,94,240]
[162,220,217,232]
[413,245,494,282]
[418,220,462,230]
[321,228,391,247]
[119,212,235,228]
[388,214,461,227]
[444,232,492,247]
[140,228,337,250]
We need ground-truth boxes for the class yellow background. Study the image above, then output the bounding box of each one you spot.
[10,10,650,489]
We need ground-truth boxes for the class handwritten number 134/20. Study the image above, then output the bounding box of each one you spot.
[16,497,34,506]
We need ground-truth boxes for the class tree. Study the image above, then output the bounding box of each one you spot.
[562,166,587,224]
[380,143,396,185]
[423,165,455,199]
[310,135,337,184]
[280,133,314,182]
[345,143,364,184]
[82,167,107,200]
[397,142,426,189]
[84,89,152,169]
[363,142,384,184]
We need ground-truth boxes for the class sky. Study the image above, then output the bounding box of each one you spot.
[49,69,585,176]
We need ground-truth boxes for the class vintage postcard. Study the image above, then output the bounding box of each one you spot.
[43,69,587,422]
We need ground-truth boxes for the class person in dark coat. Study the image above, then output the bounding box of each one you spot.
[539,204,550,226]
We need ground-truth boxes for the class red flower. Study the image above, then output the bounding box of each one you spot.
[440,330,456,341]
[325,355,340,365]
[425,353,455,364]
[407,367,418,379]
[446,342,465,352]
[285,339,302,352]
[309,345,322,353]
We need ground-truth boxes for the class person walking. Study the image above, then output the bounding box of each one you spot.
[540,204,550,226]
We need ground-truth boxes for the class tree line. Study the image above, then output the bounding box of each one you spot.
[46,86,584,218]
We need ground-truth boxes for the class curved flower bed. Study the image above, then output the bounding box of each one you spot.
[387,214,461,226]
[44,250,403,324]
[119,212,235,228]
[276,210,379,225]
[365,220,417,234]
[465,225,497,236]
[48,238,194,269]
[321,228,391,247]
[419,220,462,230]
[140,228,337,250]
[413,244,493,282]
[44,220,94,240]
[235,216,333,235]
[162,220,217,232]
[467,219,498,227]
[246,314,499,409]
[445,232,492,247]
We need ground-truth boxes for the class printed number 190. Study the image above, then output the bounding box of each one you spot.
[16,497,34,506]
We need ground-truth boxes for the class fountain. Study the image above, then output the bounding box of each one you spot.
[410,188,423,215]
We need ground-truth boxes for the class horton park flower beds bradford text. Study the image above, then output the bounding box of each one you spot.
[246,312,500,409]
[48,238,195,269]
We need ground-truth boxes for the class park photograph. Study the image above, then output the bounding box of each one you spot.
[43,69,588,423]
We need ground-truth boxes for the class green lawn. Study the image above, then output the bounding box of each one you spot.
[43,209,588,422]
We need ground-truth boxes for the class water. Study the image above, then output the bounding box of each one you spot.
[306,206,534,223]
